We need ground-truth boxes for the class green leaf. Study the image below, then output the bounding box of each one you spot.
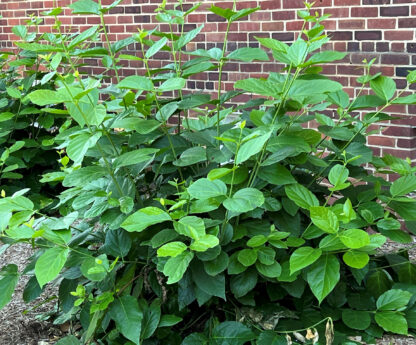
[191,265,225,299]
[113,148,159,168]
[204,251,229,276]
[307,254,340,304]
[287,40,308,66]
[159,314,182,327]
[66,132,102,162]
[174,146,207,167]
[342,310,371,330]
[69,0,100,15]
[163,251,194,284]
[28,90,68,106]
[376,289,412,311]
[256,261,281,278]
[55,335,81,345]
[35,247,69,288]
[306,50,347,65]
[290,247,322,274]
[104,229,131,258]
[247,235,268,247]
[145,37,168,59]
[188,178,227,199]
[227,47,269,62]
[257,331,287,345]
[285,184,319,210]
[349,94,386,110]
[328,164,349,187]
[255,37,288,53]
[189,235,219,252]
[211,321,256,345]
[121,207,171,232]
[157,241,187,257]
[158,78,186,92]
[108,296,143,344]
[175,25,204,50]
[343,251,369,269]
[68,26,99,49]
[367,270,392,298]
[15,42,63,53]
[234,78,281,98]
[141,299,161,340]
[340,229,370,249]
[236,131,271,165]
[223,188,265,213]
[370,75,396,101]
[258,164,296,185]
[237,249,258,267]
[310,206,339,234]
[174,216,205,240]
[117,75,154,91]
[63,166,107,187]
[375,311,408,335]
[209,5,235,20]
[0,264,19,310]
[230,269,257,297]
[390,175,416,197]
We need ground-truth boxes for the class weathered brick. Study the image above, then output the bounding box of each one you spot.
[380,6,410,16]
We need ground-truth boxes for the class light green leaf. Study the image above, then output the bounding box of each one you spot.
[255,37,288,52]
[247,235,268,248]
[370,75,396,101]
[290,247,322,274]
[35,247,69,288]
[307,254,340,304]
[69,0,100,14]
[227,47,269,62]
[340,229,370,249]
[0,264,19,310]
[310,206,339,234]
[113,148,159,168]
[390,175,416,197]
[328,164,349,187]
[285,184,319,210]
[236,131,271,165]
[157,241,187,257]
[174,216,205,240]
[121,207,171,232]
[158,78,186,92]
[189,235,219,252]
[287,40,308,67]
[108,296,143,344]
[256,261,281,278]
[163,251,194,284]
[223,188,264,213]
[174,146,207,167]
[237,249,257,267]
[175,25,204,50]
[28,90,69,106]
[375,311,408,335]
[117,75,153,91]
[376,289,412,311]
[145,37,168,59]
[234,78,281,98]
[343,251,369,269]
[66,132,102,162]
[188,178,227,199]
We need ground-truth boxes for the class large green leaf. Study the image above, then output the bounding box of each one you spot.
[227,47,269,62]
[28,90,69,106]
[342,309,371,330]
[258,164,296,186]
[175,25,204,50]
[390,175,416,197]
[0,264,19,310]
[290,247,322,274]
[121,207,171,232]
[113,148,159,168]
[234,78,281,98]
[63,166,107,187]
[223,188,264,213]
[188,178,227,199]
[343,251,369,269]
[146,37,168,59]
[108,296,143,344]
[310,206,339,234]
[236,131,271,165]
[189,235,219,252]
[35,247,69,288]
[117,75,153,91]
[211,321,256,345]
[104,229,131,258]
[375,311,408,335]
[230,269,257,297]
[141,299,161,340]
[69,0,100,15]
[66,132,102,162]
[174,147,207,167]
[174,216,205,240]
[370,75,396,101]
[307,254,340,304]
[237,249,258,267]
[55,335,81,345]
[376,289,412,311]
[157,241,187,257]
[285,184,319,210]
[191,265,225,299]
[257,331,287,345]
[158,78,186,92]
[287,40,308,67]
[163,251,194,284]
[340,229,370,249]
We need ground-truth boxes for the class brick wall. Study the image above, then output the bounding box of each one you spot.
[0,0,416,160]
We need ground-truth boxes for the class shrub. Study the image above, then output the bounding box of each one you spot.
[1,1,416,344]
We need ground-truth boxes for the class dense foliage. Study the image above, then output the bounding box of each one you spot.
[1,0,416,344]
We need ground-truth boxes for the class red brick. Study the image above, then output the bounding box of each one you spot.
[368,18,397,29]
[338,19,365,29]
[261,1,282,10]
[351,7,379,17]
[384,30,414,40]
[368,136,396,147]
[334,0,360,4]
